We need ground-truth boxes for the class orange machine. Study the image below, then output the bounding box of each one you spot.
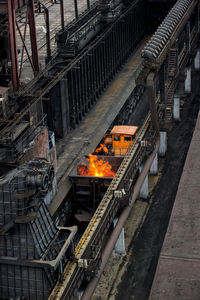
[110,125,138,156]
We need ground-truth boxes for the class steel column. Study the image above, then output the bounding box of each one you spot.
[60,0,65,31]
[87,0,90,10]
[28,0,40,73]
[8,0,19,92]
[147,72,160,136]
[74,0,78,20]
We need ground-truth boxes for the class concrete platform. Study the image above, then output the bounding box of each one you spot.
[48,37,149,216]
[149,110,200,300]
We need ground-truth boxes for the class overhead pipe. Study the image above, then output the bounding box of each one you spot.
[81,139,160,300]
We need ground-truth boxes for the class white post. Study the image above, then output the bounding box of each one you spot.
[113,218,126,255]
[184,67,191,93]
[139,165,148,199]
[159,132,167,157]
[194,50,200,71]
[173,94,180,121]
[150,153,158,175]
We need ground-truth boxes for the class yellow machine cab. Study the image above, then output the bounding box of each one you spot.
[110,125,138,156]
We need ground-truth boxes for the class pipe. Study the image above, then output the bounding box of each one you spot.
[81,139,160,300]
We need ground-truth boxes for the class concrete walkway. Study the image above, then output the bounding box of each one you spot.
[149,109,200,300]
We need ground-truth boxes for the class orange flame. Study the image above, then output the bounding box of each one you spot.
[94,143,109,154]
[77,154,115,178]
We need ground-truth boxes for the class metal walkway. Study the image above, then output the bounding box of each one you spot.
[149,109,200,300]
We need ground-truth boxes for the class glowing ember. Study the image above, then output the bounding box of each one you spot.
[94,143,109,154]
[77,154,115,178]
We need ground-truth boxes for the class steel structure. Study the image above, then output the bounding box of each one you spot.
[0,0,199,298]
[0,0,40,91]
[0,159,77,299]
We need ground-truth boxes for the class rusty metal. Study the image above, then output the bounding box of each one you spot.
[1,0,40,91]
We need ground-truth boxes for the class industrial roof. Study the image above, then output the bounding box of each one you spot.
[111,125,138,135]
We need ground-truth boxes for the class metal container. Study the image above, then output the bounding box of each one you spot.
[69,156,123,215]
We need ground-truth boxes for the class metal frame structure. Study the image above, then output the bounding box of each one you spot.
[6,0,40,91]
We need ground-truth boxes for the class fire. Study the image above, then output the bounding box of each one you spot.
[94,144,109,154]
[77,154,115,178]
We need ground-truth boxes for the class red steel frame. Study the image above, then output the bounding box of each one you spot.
[6,0,40,92]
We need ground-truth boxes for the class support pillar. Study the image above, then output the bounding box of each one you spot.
[139,165,148,199]
[194,50,200,71]
[158,132,167,157]
[173,94,180,121]
[113,218,125,255]
[150,153,158,175]
[60,0,65,31]
[184,67,191,93]
[186,21,191,52]
[8,0,19,91]
[28,0,39,73]
[74,0,78,19]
